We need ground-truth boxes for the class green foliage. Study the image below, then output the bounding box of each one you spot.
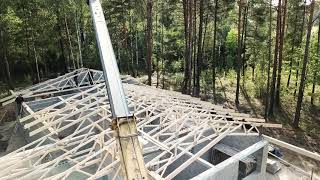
[0,0,320,113]
[225,28,237,69]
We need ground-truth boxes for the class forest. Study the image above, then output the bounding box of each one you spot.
[0,0,320,148]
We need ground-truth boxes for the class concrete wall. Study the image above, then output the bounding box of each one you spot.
[26,97,61,111]
[164,154,210,180]
[192,140,268,180]
[193,161,239,180]
[219,135,262,151]
[17,119,52,148]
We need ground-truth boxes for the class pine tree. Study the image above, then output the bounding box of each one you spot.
[293,0,315,128]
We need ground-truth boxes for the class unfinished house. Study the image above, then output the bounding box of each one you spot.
[0,68,318,180]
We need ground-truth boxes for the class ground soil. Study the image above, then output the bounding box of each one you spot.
[0,104,17,156]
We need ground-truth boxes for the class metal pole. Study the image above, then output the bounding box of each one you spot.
[88,0,130,118]
[88,1,148,179]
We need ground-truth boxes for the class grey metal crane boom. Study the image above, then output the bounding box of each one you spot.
[88,0,148,179]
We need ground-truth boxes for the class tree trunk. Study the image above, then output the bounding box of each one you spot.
[4,54,13,88]
[269,0,282,116]
[311,19,320,105]
[252,65,255,81]
[2,31,13,90]
[294,0,307,97]
[22,4,34,78]
[293,0,315,128]
[187,0,194,94]
[161,23,165,89]
[311,71,317,106]
[192,0,197,95]
[0,49,5,84]
[130,13,135,77]
[182,0,194,95]
[275,0,287,107]
[118,43,121,73]
[202,13,209,97]
[202,12,209,54]
[64,15,76,70]
[25,26,33,77]
[287,13,298,88]
[40,47,48,78]
[121,19,130,75]
[265,0,272,120]
[146,0,153,86]
[75,13,83,69]
[252,25,257,82]
[195,0,204,97]
[155,2,159,88]
[56,8,68,72]
[182,0,189,94]
[135,30,139,77]
[34,50,40,83]
[241,4,248,79]
[235,0,243,105]
[31,33,41,83]
[212,0,218,103]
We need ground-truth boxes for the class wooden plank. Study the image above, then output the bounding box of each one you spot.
[117,118,148,180]
[263,135,320,162]
[212,120,282,128]
[251,123,282,128]
[0,110,7,124]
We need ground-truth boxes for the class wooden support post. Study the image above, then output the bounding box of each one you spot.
[114,116,148,180]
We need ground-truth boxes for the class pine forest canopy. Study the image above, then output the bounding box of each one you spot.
[0,0,320,132]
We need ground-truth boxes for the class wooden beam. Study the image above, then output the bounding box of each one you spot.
[263,135,320,162]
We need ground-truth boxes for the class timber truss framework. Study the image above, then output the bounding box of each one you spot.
[0,68,282,180]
